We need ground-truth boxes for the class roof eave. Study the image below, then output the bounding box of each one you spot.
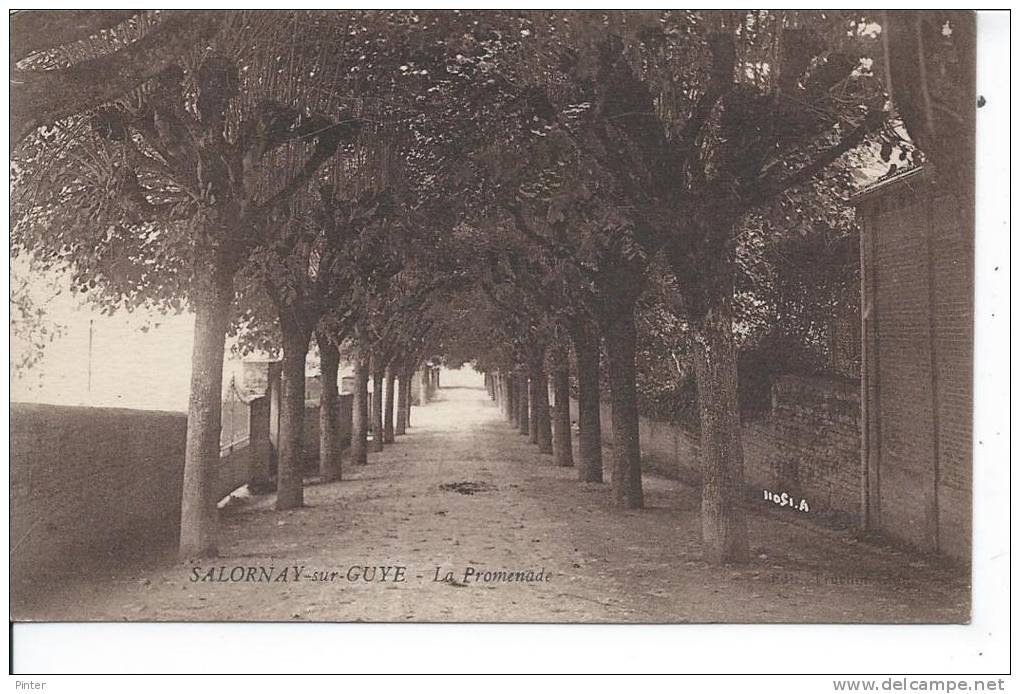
[848,166,930,206]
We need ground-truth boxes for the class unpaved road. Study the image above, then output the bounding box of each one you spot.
[15,385,969,623]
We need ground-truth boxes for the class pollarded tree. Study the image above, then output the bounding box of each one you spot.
[485,246,579,467]
[332,209,425,462]
[15,9,523,556]
[367,208,481,436]
[472,222,593,461]
[232,119,420,489]
[308,178,406,480]
[240,181,395,506]
[10,11,382,557]
[511,11,896,562]
[480,125,650,499]
[445,94,611,483]
[468,255,555,453]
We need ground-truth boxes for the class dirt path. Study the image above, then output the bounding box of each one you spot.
[16,384,969,623]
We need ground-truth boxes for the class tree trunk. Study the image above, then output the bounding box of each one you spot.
[395,367,409,436]
[517,370,530,436]
[383,365,396,443]
[572,319,604,483]
[403,366,414,428]
[506,373,517,424]
[551,364,574,467]
[178,256,233,559]
[692,301,750,564]
[529,357,553,454]
[420,368,431,403]
[317,333,342,483]
[370,359,385,453]
[603,311,643,509]
[527,370,539,444]
[276,319,310,510]
[350,348,369,466]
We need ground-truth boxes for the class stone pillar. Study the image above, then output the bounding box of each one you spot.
[242,360,282,490]
[247,395,272,493]
[396,370,409,435]
[383,366,396,443]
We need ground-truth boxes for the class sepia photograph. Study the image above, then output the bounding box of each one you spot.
[6,6,1007,678]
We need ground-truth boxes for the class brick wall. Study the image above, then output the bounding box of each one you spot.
[742,376,861,525]
[929,194,973,561]
[857,173,972,561]
[570,374,862,526]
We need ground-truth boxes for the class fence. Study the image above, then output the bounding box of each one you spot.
[220,374,251,453]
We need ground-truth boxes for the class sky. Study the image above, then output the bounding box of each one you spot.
[10,259,267,411]
[10,265,483,411]
[12,289,211,412]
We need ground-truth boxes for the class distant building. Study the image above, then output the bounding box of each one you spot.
[853,167,973,562]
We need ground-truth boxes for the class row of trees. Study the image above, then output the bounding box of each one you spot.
[11,10,974,563]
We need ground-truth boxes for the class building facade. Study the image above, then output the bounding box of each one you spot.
[854,168,974,562]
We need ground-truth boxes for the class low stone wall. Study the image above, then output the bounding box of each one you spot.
[11,393,355,585]
[11,404,190,583]
[570,374,861,526]
[743,376,861,525]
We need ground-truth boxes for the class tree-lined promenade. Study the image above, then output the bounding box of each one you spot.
[10,10,974,566]
[12,384,970,623]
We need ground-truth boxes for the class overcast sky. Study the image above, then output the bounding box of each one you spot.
[12,289,207,412]
[11,267,482,410]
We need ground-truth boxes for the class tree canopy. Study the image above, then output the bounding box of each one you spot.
[10,10,975,563]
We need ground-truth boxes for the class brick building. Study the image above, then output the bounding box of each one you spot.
[854,167,973,562]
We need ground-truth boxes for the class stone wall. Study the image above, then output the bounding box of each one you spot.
[570,374,862,526]
[11,404,190,584]
[11,392,355,585]
[742,376,861,525]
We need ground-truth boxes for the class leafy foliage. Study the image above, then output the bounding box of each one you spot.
[11,10,970,422]
[10,259,67,375]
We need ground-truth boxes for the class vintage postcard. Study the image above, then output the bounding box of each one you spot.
[10,9,985,641]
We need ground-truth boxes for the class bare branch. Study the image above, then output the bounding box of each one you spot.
[751,109,885,206]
